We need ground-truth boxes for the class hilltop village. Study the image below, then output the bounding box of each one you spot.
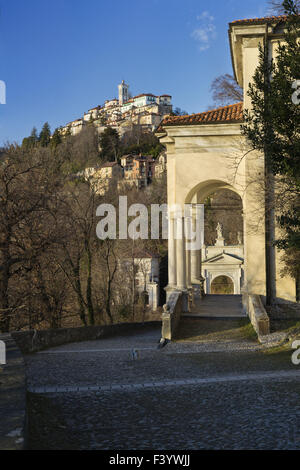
[53,81,172,192]
[60,81,173,137]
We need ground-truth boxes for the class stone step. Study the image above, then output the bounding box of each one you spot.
[188,294,245,318]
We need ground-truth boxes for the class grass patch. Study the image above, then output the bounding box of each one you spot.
[238,320,258,341]
[174,318,258,343]
[263,320,300,355]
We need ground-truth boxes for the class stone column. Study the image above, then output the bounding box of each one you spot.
[190,205,205,298]
[190,205,204,281]
[186,248,191,287]
[148,282,159,311]
[191,250,199,282]
[168,215,177,289]
[176,216,187,291]
[185,213,192,288]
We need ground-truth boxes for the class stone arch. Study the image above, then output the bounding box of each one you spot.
[211,275,235,295]
[205,269,242,295]
[184,179,243,205]
[211,272,235,284]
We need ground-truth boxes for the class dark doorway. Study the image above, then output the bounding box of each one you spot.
[211,276,234,294]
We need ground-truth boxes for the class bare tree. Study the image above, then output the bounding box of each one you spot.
[0,144,66,332]
[210,74,243,108]
[56,179,100,326]
[97,239,119,324]
[268,0,300,14]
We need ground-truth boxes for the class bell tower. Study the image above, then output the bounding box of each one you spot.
[118,80,129,105]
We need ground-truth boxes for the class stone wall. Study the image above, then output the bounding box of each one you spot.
[267,302,300,320]
[246,294,270,338]
[11,321,161,354]
[0,334,27,450]
[161,291,183,340]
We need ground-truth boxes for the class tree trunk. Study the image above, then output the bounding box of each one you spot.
[0,240,11,332]
[264,171,276,306]
[85,243,94,325]
[73,257,87,326]
[263,34,276,306]
[296,272,300,303]
[106,279,114,324]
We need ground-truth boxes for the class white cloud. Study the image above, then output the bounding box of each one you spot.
[191,11,216,52]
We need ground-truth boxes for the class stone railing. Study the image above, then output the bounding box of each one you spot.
[0,334,27,450]
[161,291,183,341]
[244,294,270,338]
[11,321,161,354]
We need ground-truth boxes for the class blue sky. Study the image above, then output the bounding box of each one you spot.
[0,0,270,145]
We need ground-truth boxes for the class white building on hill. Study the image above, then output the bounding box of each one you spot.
[60,81,173,136]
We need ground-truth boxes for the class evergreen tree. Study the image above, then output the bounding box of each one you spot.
[22,126,38,150]
[99,127,120,161]
[30,126,38,143]
[241,0,300,301]
[39,122,51,147]
[88,114,94,126]
[50,127,62,149]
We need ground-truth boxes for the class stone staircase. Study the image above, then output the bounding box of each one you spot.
[184,294,246,318]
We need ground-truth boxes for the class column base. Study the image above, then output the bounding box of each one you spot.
[165,285,179,302]
[180,289,189,312]
[165,285,189,312]
[192,276,205,299]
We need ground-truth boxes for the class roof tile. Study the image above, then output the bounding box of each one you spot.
[229,15,288,26]
[158,102,243,130]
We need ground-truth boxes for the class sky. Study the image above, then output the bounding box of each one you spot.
[0,0,271,145]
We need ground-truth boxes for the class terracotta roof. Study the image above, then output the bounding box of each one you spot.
[229,15,288,26]
[135,156,155,162]
[121,153,154,160]
[101,162,119,168]
[158,102,243,130]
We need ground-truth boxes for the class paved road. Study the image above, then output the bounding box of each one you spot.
[26,321,300,450]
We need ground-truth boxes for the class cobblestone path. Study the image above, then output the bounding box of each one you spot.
[26,321,300,450]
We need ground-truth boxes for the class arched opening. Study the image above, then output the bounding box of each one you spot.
[211,276,234,294]
[204,188,243,246]
[185,181,244,247]
[180,180,245,298]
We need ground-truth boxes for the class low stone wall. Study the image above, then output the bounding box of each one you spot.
[247,294,270,338]
[267,302,300,320]
[0,334,27,450]
[11,321,161,354]
[161,291,183,341]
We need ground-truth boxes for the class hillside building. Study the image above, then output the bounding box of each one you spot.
[60,82,172,137]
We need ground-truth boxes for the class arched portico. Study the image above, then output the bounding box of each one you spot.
[165,176,245,307]
[158,99,296,305]
[158,15,297,340]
